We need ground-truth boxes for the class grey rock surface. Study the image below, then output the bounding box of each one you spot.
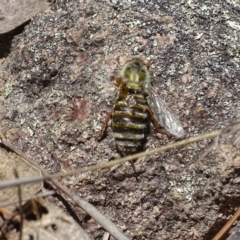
[0,0,240,239]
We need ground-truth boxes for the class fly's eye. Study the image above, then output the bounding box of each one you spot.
[124,67,132,78]
[139,69,146,82]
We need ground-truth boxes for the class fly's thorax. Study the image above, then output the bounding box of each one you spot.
[118,77,149,98]
[120,77,150,94]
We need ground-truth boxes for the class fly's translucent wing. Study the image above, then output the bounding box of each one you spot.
[148,88,186,139]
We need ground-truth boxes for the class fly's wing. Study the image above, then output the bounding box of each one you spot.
[148,88,186,139]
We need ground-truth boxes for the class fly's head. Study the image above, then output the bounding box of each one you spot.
[118,59,150,93]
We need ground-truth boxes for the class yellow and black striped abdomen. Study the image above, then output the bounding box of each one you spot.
[112,93,148,156]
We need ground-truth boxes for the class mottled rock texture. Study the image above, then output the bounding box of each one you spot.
[0,0,240,239]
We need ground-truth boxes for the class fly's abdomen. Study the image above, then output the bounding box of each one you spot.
[112,94,148,156]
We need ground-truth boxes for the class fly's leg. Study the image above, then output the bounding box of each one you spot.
[115,77,123,87]
[146,106,171,139]
[130,160,139,182]
[96,112,112,141]
[145,59,153,69]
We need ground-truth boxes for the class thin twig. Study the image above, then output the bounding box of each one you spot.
[0,130,220,190]
[0,190,55,208]
[1,140,130,240]
[0,175,45,190]
[0,130,220,239]
[13,169,23,240]
[1,123,239,240]
[212,207,240,240]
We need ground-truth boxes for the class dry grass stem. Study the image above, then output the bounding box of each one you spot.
[1,126,238,239]
[0,130,220,189]
[0,138,130,240]
[13,169,23,240]
[213,207,240,240]
[0,190,55,208]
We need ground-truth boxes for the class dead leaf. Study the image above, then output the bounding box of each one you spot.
[0,198,92,240]
[0,148,42,202]
[0,0,49,34]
